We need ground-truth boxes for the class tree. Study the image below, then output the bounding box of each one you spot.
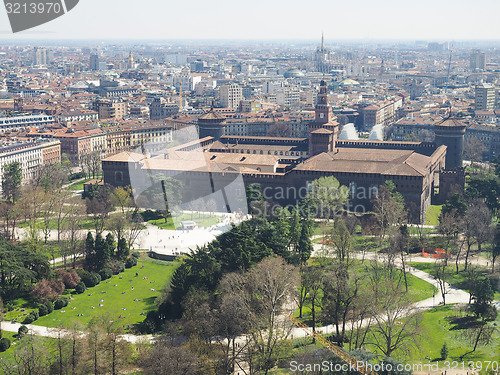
[297,218,313,265]
[434,259,450,305]
[442,193,467,217]
[0,333,51,375]
[85,232,96,270]
[2,161,22,203]
[372,181,406,244]
[464,137,487,163]
[246,183,264,214]
[470,278,498,321]
[267,123,293,138]
[139,337,201,375]
[368,276,421,357]
[245,257,299,375]
[308,176,350,221]
[327,218,353,264]
[86,185,115,234]
[116,238,129,260]
[303,266,323,341]
[111,186,132,213]
[440,342,449,360]
[462,200,493,271]
[61,199,86,268]
[491,223,500,273]
[322,262,361,347]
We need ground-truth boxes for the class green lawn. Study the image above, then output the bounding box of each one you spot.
[368,304,500,364]
[287,304,500,370]
[295,262,438,327]
[66,178,102,192]
[408,261,499,299]
[148,212,220,229]
[425,205,442,226]
[16,258,176,332]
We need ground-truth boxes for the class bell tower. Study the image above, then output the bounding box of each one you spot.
[308,80,339,156]
[314,80,331,124]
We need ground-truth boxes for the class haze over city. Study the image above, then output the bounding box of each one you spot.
[1,0,500,40]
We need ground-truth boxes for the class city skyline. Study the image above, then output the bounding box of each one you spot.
[1,0,500,41]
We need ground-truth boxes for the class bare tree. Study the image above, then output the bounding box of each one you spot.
[434,258,450,305]
[139,337,201,375]
[322,262,362,347]
[368,276,421,357]
[266,123,293,138]
[303,266,324,341]
[372,182,406,244]
[245,257,299,375]
[462,200,493,270]
[0,333,51,375]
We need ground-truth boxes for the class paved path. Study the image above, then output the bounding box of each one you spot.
[288,249,471,340]
[2,240,494,348]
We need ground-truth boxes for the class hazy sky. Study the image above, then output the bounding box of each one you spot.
[1,0,499,41]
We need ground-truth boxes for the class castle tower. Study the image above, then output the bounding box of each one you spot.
[308,81,339,156]
[434,117,466,169]
[197,108,226,141]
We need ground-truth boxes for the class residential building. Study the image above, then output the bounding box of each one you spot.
[219,84,243,110]
[475,83,496,111]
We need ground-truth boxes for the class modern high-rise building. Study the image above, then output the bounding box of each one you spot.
[33,47,50,66]
[219,84,243,110]
[475,83,496,111]
[90,53,100,71]
[470,50,486,71]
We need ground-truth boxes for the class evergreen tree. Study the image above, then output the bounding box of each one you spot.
[94,233,106,268]
[2,162,22,203]
[104,233,116,260]
[116,238,129,260]
[289,206,302,253]
[298,219,313,265]
[85,232,96,270]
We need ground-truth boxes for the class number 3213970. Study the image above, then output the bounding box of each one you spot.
[5,2,63,14]
[443,361,499,371]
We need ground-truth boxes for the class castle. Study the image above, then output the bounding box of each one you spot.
[102,81,465,223]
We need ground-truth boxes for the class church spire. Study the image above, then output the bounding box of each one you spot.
[321,32,324,51]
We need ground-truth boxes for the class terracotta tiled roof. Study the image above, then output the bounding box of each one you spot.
[294,148,431,177]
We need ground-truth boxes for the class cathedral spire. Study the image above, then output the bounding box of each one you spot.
[321,32,324,51]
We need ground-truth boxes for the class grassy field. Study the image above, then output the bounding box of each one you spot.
[277,304,500,372]
[148,212,220,229]
[7,257,176,332]
[425,205,442,226]
[409,261,500,300]
[295,262,438,327]
[66,177,103,192]
[370,304,500,364]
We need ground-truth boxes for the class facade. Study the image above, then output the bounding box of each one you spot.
[360,96,404,131]
[102,81,455,223]
[0,114,55,133]
[0,140,61,194]
[90,54,100,71]
[475,84,496,111]
[94,99,130,120]
[149,98,179,120]
[33,47,50,66]
[53,130,93,166]
[219,84,243,110]
[470,50,486,71]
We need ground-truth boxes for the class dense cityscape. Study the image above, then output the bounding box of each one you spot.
[0,34,498,375]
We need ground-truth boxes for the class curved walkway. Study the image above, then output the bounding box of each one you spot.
[0,247,473,345]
